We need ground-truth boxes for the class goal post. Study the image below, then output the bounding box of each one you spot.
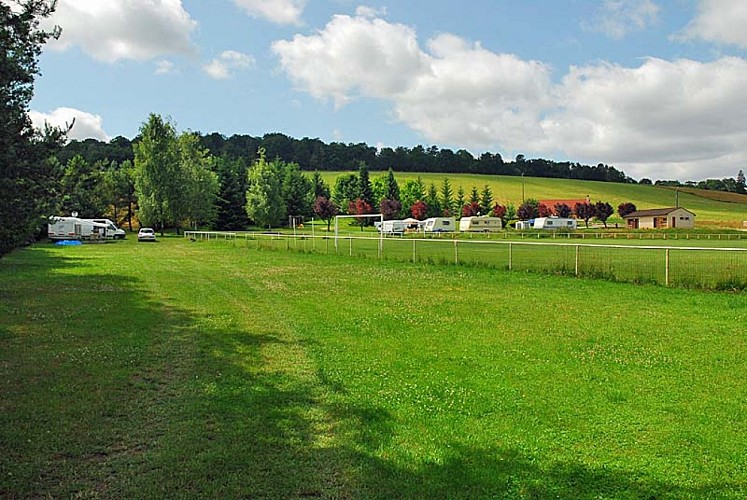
[334,213,384,256]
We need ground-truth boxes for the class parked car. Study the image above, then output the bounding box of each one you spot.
[137,228,156,242]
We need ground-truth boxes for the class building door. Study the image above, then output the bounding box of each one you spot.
[672,217,676,228]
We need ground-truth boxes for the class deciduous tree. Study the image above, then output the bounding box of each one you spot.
[517,199,539,220]
[380,199,401,220]
[617,202,637,218]
[313,196,337,231]
[348,198,373,231]
[462,201,480,217]
[594,201,614,228]
[411,200,427,220]
[554,203,572,218]
[133,114,181,233]
[575,202,595,228]
[245,149,285,228]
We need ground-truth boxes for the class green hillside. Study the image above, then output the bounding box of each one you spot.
[319,172,747,227]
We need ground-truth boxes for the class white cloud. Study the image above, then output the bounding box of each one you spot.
[232,0,305,25]
[585,0,660,39]
[539,57,747,179]
[273,11,747,180]
[203,50,255,80]
[272,14,432,107]
[29,107,110,142]
[355,5,387,18]
[681,0,747,50]
[47,0,197,62]
[155,60,176,75]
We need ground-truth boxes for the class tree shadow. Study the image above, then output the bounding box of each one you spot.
[2,246,745,498]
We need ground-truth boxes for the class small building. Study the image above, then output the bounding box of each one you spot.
[623,207,696,229]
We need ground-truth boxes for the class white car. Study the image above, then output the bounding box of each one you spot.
[137,228,156,242]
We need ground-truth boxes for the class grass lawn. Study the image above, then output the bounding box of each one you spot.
[2,237,747,497]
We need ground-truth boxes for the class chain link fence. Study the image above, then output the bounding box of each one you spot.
[185,231,747,290]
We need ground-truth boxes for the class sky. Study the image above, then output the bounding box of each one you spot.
[24,0,747,181]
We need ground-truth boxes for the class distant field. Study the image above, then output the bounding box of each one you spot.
[318,171,747,227]
[2,238,747,497]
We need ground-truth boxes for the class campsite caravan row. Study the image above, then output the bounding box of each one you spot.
[377,217,502,234]
[48,217,125,241]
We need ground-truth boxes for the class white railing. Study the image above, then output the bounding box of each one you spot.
[186,231,747,290]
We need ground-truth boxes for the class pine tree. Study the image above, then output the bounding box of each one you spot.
[1,1,64,257]
[385,168,400,201]
[357,165,373,206]
[479,184,493,215]
[737,170,746,194]
[440,178,454,216]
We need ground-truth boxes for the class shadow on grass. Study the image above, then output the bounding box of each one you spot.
[2,246,743,498]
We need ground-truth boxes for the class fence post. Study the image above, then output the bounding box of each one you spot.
[412,239,416,263]
[454,240,459,265]
[665,248,670,286]
[349,237,352,256]
[575,245,579,277]
[509,242,513,270]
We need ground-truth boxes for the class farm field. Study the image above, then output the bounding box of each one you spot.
[318,171,747,227]
[2,238,747,497]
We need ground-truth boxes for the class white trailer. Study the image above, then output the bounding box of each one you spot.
[423,217,456,233]
[48,217,109,241]
[459,216,503,232]
[378,220,406,235]
[533,216,577,230]
[84,218,126,239]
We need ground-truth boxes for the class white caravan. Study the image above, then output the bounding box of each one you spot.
[48,217,109,241]
[459,216,503,232]
[423,217,456,233]
[84,218,126,239]
[378,220,407,235]
[533,217,577,230]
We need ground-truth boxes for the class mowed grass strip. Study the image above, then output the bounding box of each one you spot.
[1,237,747,497]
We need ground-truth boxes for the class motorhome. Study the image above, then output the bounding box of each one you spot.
[378,220,406,235]
[48,217,109,241]
[423,217,456,233]
[84,218,126,239]
[459,216,503,232]
[533,216,577,230]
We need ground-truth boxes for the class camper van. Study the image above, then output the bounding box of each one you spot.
[533,216,577,230]
[378,220,406,236]
[423,217,456,233]
[459,216,503,232]
[48,217,109,241]
[84,219,126,239]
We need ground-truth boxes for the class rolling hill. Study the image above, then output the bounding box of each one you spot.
[319,172,747,228]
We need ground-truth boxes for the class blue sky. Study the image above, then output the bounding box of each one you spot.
[28,0,747,181]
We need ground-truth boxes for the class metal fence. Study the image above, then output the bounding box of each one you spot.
[185,231,747,290]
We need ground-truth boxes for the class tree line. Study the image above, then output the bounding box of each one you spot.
[59,133,631,183]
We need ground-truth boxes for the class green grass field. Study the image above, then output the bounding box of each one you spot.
[319,171,747,227]
[2,237,747,497]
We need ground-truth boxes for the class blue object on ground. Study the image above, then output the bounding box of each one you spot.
[55,240,82,246]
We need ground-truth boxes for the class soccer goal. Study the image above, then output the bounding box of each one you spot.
[334,213,384,256]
